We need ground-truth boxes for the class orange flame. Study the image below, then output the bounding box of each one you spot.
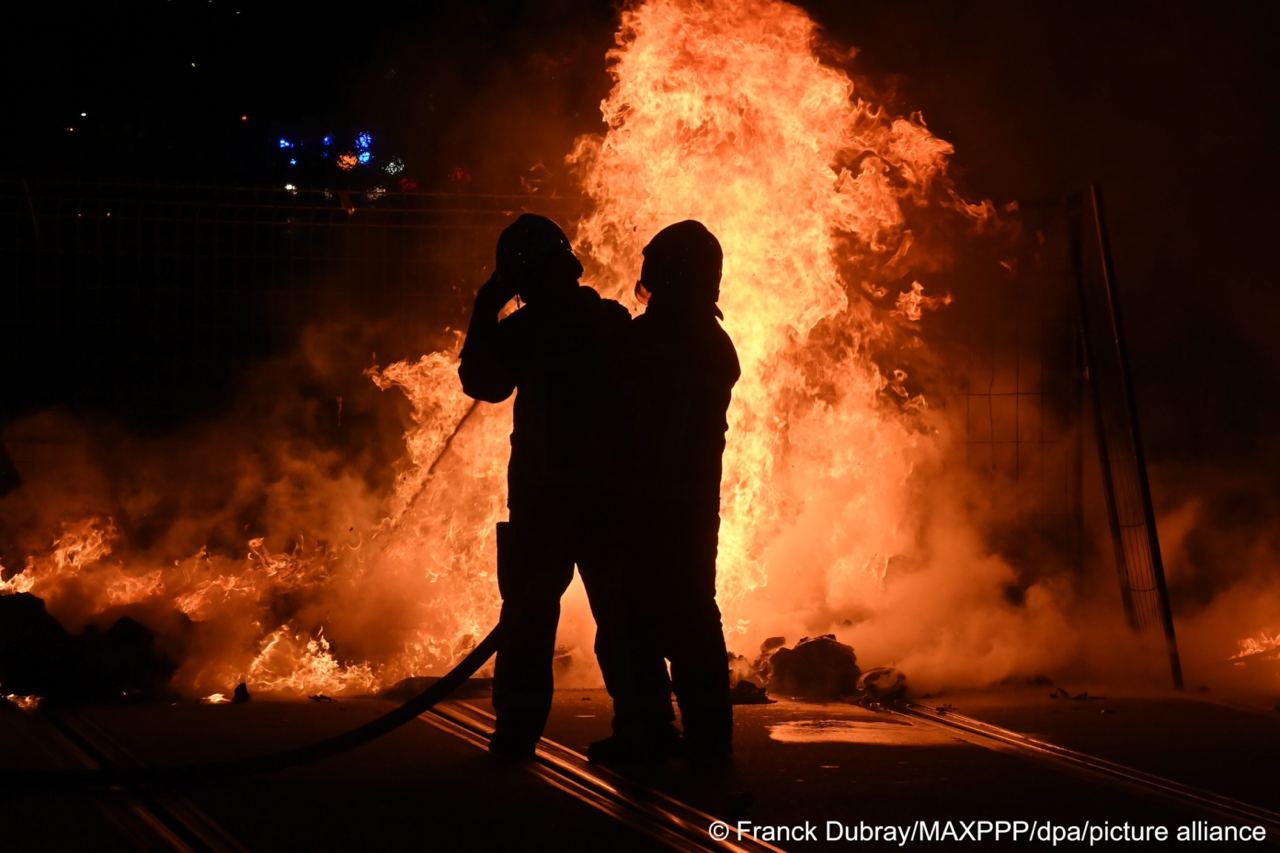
[1232,629,1280,661]
[0,518,164,619]
[3,694,41,712]
[566,0,986,643]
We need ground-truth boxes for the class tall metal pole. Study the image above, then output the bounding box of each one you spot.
[1068,193,1138,629]
[1088,183,1184,689]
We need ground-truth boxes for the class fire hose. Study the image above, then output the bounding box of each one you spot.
[4,624,502,790]
[3,399,504,790]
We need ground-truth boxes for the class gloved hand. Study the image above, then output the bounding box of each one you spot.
[476,271,520,314]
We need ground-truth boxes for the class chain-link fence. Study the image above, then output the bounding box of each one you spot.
[3,177,1091,562]
[0,178,583,420]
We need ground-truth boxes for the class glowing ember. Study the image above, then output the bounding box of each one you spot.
[1231,629,1280,661]
[3,694,41,712]
[201,693,231,705]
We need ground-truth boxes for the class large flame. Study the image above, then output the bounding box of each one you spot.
[568,0,986,641]
[2,0,1003,695]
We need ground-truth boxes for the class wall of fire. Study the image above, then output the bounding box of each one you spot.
[1,179,1092,576]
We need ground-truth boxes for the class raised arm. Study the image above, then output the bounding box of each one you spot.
[458,273,519,403]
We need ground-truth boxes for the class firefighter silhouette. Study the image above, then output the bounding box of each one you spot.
[459,213,644,758]
[589,220,740,765]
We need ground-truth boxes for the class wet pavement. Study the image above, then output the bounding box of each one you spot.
[0,699,658,851]
[531,690,1272,849]
[1,685,1277,850]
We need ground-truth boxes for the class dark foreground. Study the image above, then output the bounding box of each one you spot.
[2,685,1277,851]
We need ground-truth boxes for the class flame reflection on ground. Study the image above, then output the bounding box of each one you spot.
[768,715,962,747]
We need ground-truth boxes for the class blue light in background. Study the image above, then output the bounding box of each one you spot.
[355,132,372,150]
[278,138,293,149]
[357,151,372,165]
[289,158,298,166]
[322,134,333,147]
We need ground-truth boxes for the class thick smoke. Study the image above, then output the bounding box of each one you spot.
[1,322,412,694]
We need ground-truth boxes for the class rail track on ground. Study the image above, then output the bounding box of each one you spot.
[19,694,1280,851]
[421,701,781,853]
[894,701,1280,839]
[38,707,249,852]
[25,697,773,852]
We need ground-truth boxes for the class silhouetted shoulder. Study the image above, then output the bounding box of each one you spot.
[599,297,632,328]
[626,312,738,391]
[710,320,741,385]
[573,286,631,327]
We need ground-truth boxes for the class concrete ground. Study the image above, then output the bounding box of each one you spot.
[532,688,1279,849]
[1,685,1277,850]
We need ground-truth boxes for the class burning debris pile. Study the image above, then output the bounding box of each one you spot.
[0,593,176,701]
[763,635,862,700]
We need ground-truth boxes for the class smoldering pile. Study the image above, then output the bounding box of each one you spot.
[0,592,179,701]
[729,634,908,705]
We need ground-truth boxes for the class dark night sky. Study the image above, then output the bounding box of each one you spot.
[3,1,1277,470]
[4,1,618,185]
[819,0,1280,467]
